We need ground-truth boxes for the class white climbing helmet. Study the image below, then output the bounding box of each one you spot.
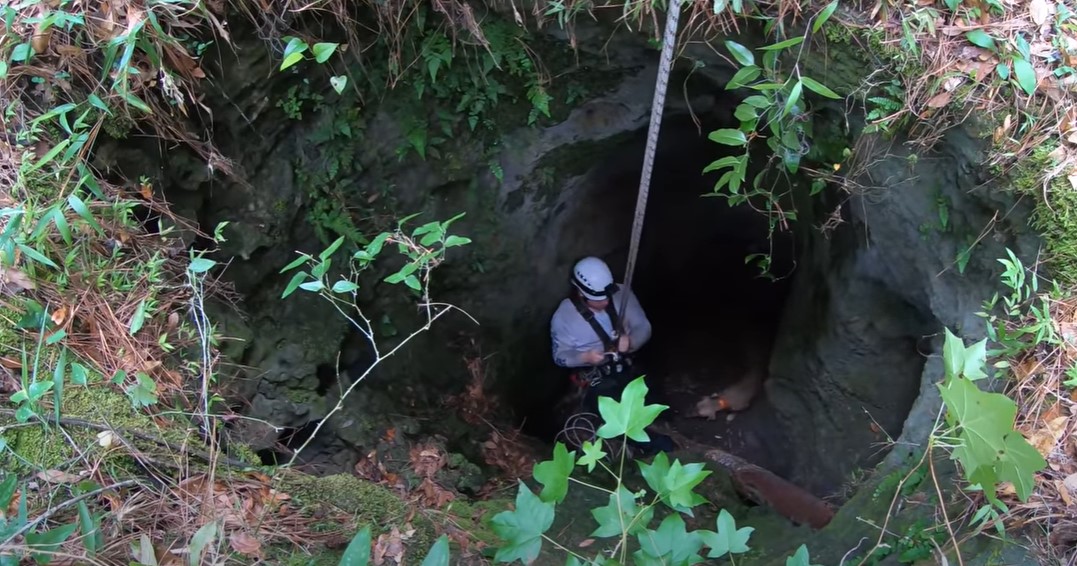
[572,257,614,301]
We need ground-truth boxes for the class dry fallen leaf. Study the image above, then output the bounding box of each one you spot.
[1030,0,1051,26]
[35,470,82,484]
[0,267,35,293]
[1057,479,1074,506]
[229,531,262,557]
[926,91,952,108]
[50,306,68,326]
[1065,473,1077,495]
[1031,416,1068,456]
[1068,171,1077,192]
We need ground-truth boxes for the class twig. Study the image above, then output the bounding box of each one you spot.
[928,439,965,566]
[0,479,140,547]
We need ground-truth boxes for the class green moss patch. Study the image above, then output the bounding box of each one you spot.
[1010,144,1077,284]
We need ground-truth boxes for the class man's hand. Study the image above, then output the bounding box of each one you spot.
[617,334,631,353]
[582,350,606,365]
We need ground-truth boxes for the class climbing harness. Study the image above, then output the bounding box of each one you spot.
[616,0,683,333]
[569,287,621,352]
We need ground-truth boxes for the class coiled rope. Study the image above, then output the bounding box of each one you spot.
[617,0,683,325]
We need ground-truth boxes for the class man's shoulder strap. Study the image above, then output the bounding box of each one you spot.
[570,293,615,351]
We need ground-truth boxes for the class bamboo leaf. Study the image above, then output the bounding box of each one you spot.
[801,76,841,99]
[723,40,755,66]
[812,1,839,33]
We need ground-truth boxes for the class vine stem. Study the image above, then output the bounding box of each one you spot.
[927,437,965,566]
[569,476,614,495]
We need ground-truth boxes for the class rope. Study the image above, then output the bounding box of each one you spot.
[617,0,683,328]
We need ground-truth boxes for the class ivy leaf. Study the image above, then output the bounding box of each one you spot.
[577,440,606,473]
[188,257,216,274]
[632,514,705,565]
[330,75,348,94]
[311,42,339,63]
[638,452,710,514]
[25,522,79,565]
[490,481,555,564]
[129,299,148,335]
[280,37,308,71]
[71,362,88,386]
[533,442,576,503]
[1013,57,1037,96]
[596,377,667,442]
[724,40,754,67]
[700,509,753,558]
[591,485,652,538]
[707,128,747,147]
[965,29,996,51]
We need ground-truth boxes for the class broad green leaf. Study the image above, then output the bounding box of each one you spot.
[590,485,652,538]
[962,338,988,381]
[724,40,754,67]
[1013,57,1037,95]
[703,156,741,173]
[67,194,103,234]
[11,43,32,62]
[188,257,216,273]
[596,377,667,442]
[759,36,804,51]
[801,76,841,99]
[15,404,34,422]
[533,442,575,503]
[88,93,110,114]
[11,389,28,404]
[785,544,818,566]
[734,103,759,121]
[490,481,555,564]
[299,280,324,292]
[28,380,54,400]
[122,92,153,115]
[444,235,471,247]
[938,375,1046,501]
[188,521,218,566]
[632,514,705,565]
[332,280,360,293]
[282,271,309,298]
[26,522,78,565]
[19,243,59,268]
[312,259,331,279]
[700,509,753,558]
[320,236,346,260]
[312,42,339,63]
[783,80,803,118]
[942,327,965,381]
[404,275,421,291]
[637,452,711,514]
[812,1,838,33]
[77,500,99,557]
[707,128,748,147]
[996,62,1010,79]
[129,299,148,335]
[339,525,371,566]
[577,440,606,473]
[965,29,996,51]
[280,254,309,273]
[726,66,760,89]
[944,0,960,10]
[419,535,450,566]
[70,362,88,386]
[0,60,6,79]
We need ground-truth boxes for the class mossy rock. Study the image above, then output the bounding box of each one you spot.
[1010,143,1077,285]
[0,385,202,474]
[273,472,441,561]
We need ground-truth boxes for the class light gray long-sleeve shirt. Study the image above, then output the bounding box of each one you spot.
[550,284,653,368]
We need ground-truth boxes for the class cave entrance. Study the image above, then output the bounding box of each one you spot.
[542,110,800,474]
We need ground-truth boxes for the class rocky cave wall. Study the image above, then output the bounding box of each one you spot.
[94,6,1044,522]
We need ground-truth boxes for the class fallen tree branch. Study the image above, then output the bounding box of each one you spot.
[0,409,251,469]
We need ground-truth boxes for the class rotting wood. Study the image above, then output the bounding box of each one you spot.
[658,425,835,529]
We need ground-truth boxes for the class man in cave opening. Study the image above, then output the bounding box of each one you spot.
[549,256,674,457]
